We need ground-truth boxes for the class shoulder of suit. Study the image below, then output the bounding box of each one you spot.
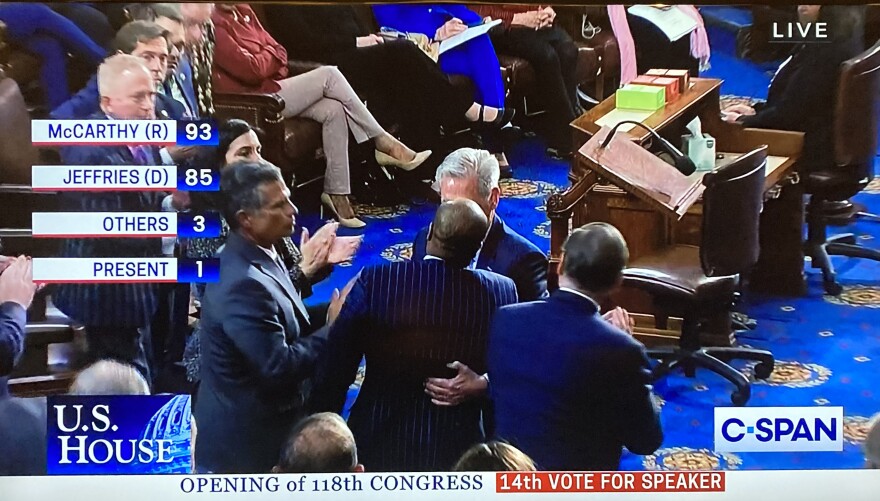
[498,223,546,258]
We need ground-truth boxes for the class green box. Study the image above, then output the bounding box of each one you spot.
[615,84,666,111]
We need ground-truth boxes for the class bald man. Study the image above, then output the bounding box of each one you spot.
[274,413,364,473]
[311,199,518,472]
[488,222,662,471]
[69,360,151,396]
[53,54,165,385]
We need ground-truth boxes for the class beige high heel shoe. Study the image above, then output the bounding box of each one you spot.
[375,150,432,171]
[320,193,366,229]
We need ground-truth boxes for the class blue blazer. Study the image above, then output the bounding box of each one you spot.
[0,302,27,399]
[0,396,47,475]
[51,74,187,120]
[195,232,329,474]
[413,215,548,301]
[488,290,663,471]
[52,128,164,328]
[371,4,505,108]
[312,259,518,471]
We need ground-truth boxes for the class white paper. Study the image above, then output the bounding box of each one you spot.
[627,5,699,42]
[686,116,702,138]
[439,19,502,54]
[595,108,657,132]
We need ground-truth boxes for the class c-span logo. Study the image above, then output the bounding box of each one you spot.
[47,395,192,474]
[714,407,843,452]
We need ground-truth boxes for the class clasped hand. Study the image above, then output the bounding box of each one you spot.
[298,223,362,280]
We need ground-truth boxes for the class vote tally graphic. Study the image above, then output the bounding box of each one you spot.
[29,119,222,284]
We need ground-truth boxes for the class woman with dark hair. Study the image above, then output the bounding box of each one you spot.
[723,5,865,172]
[183,119,360,385]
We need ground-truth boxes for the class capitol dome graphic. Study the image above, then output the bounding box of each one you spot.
[134,395,192,474]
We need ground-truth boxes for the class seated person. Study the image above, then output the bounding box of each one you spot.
[51,20,186,120]
[0,256,36,399]
[470,5,579,156]
[263,4,513,149]
[0,3,106,108]
[126,3,199,118]
[371,4,509,121]
[607,5,709,84]
[68,360,151,396]
[273,413,364,473]
[453,441,537,472]
[723,5,865,173]
[211,4,430,228]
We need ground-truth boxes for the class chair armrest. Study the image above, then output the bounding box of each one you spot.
[214,91,285,114]
[288,60,325,76]
[0,184,56,194]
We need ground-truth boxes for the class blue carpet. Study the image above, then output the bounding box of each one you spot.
[296,19,880,471]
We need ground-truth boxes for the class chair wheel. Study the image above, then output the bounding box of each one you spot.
[823,281,843,296]
[754,362,774,380]
[731,391,750,406]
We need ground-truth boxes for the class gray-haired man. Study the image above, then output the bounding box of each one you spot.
[412,148,549,302]
[194,160,345,474]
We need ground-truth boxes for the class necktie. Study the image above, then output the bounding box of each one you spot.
[274,253,310,325]
[129,146,152,166]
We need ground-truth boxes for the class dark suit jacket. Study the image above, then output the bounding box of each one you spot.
[740,35,862,171]
[0,396,47,475]
[488,290,663,471]
[194,232,329,474]
[312,259,518,471]
[50,74,187,120]
[413,215,548,301]
[0,302,27,399]
[52,130,163,328]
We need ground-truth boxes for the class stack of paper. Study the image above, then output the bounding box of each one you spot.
[627,5,699,42]
[439,19,502,54]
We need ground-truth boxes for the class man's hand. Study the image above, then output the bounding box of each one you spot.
[425,361,488,406]
[723,103,755,116]
[722,112,742,124]
[0,256,37,309]
[171,191,191,210]
[512,10,543,29]
[326,274,358,326]
[435,18,467,41]
[0,256,13,275]
[299,223,337,279]
[164,145,199,163]
[603,307,635,335]
[328,236,361,264]
[356,34,384,47]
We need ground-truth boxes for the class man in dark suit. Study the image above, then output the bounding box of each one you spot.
[52,55,166,384]
[413,148,548,302]
[194,161,343,474]
[488,223,662,470]
[52,20,187,121]
[0,256,36,399]
[311,199,519,472]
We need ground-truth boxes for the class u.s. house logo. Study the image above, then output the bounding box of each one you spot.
[47,395,192,474]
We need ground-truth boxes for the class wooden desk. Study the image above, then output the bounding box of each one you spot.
[550,78,806,345]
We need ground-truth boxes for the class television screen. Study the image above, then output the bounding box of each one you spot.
[1,3,878,500]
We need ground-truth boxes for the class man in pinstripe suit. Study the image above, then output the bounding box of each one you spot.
[53,55,165,383]
[311,199,519,472]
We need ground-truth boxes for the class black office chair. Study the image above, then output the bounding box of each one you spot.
[622,147,774,406]
[805,41,880,296]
